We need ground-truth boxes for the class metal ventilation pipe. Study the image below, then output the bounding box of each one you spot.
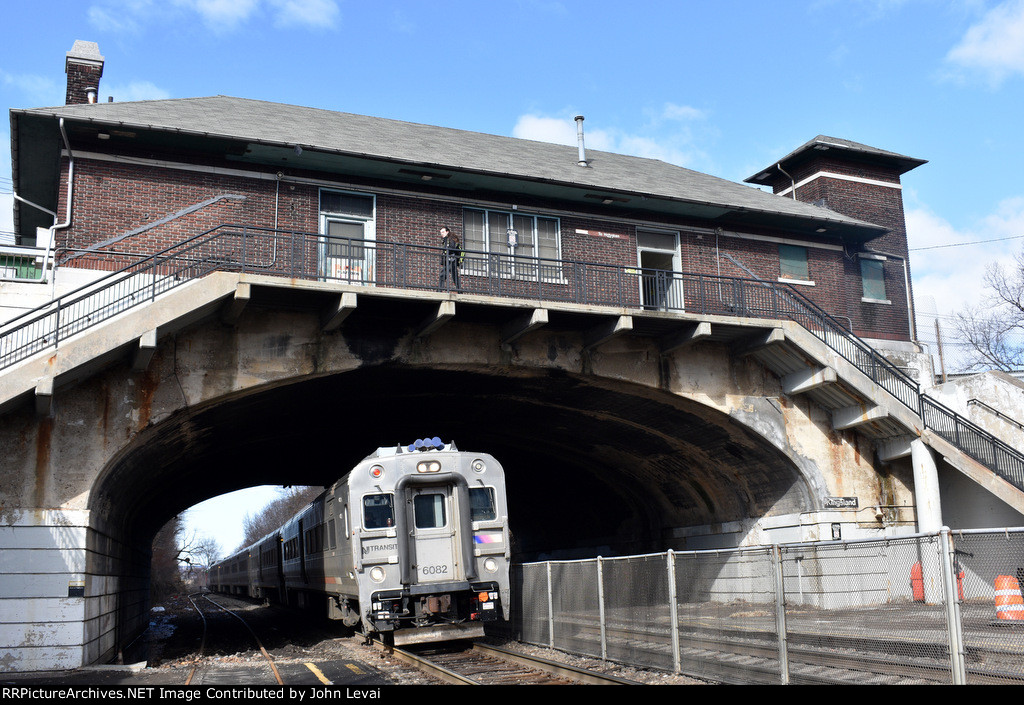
[574,115,587,167]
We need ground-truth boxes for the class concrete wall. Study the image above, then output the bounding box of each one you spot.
[0,267,107,326]
[928,371,1024,451]
[0,509,89,671]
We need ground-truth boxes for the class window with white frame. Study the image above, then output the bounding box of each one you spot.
[778,244,813,284]
[860,256,889,302]
[462,208,561,279]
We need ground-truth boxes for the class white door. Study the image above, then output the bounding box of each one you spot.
[411,487,460,583]
[637,229,681,310]
[322,219,374,284]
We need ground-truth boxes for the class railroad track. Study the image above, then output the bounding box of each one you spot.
[561,617,1024,685]
[185,592,284,686]
[372,639,642,685]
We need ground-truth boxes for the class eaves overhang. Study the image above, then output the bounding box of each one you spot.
[745,135,927,187]
[11,102,888,244]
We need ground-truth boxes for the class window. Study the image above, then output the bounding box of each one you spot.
[363,494,394,529]
[463,208,561,279]
[860,257,888,302]
[778,245,810,282]
[414,493,447,529]
[469,487,496,521]
[321,191,374,218]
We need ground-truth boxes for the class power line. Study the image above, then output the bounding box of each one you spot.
[910,234,1024,251]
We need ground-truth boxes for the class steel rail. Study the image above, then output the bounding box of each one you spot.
[470,642,640,685]
[370,637,639,685]
[185,593,284,686]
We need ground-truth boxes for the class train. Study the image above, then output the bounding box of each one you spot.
[208,438,511,645]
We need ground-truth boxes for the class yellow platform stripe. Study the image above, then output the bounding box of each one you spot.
[304,662,333,685]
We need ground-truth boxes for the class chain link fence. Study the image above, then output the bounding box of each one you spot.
[511,527,1024,685]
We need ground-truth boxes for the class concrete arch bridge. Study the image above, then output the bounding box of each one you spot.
[1,257,1021,670]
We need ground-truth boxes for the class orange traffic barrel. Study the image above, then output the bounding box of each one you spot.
[911,562,925,602]
[994,575,1024,621]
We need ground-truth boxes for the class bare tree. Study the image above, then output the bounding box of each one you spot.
[151,516,186,601]
[956,248,1024,372]
[238,486,323,550]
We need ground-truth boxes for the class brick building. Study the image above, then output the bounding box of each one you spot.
[10,40,924,349]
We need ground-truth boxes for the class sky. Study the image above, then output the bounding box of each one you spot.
[2,0,1023,556]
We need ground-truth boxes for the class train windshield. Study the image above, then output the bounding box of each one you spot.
[363,493,394,529]
[469,487,496,521]
[414,493,447,529]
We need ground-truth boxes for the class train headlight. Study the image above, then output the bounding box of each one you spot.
[416,460,442,473]
[369,465,385,480]
[369,566,386,583]
[471,459,486,474]
[483,558,498,573]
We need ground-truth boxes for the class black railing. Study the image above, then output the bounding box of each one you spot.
[1,224,1021,494]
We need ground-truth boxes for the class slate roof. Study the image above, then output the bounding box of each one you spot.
[13,96,884,234]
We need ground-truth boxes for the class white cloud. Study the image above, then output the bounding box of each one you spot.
[512,115,616,151]
[907,197,1024,367]
[174,0,261,29]
[0,70,64,108]
[104,81,172,102]
[945,0,1024,86]
[88,4,144,34]
[267,0,340,29]
[511,104,710,168]
[390,8,416,34]
[660,103,706,122]
[90,0,339,33]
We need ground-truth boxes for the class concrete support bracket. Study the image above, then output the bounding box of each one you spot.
[782,365,837,396]
[322,292,358,332]
[877,436,915,463]
[221,282,251,326]
[501,308,548,349]
[35,376,53,416]
[833,403,889,431]
[416,300,455,338]
[660,321,711,356]
[131,329,158,371]
[584,315,633,350]
[733,327,785,357]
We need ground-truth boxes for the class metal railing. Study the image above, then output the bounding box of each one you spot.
[0,246,47,282]
[512,527,1024,685]
[1,224,1021,495]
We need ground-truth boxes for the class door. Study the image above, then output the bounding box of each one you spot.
[637,229,681,310]
[410,486,459,583]
[321,219,374,284]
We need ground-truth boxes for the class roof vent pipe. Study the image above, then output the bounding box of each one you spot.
[574,115,588,167]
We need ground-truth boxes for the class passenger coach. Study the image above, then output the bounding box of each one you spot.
[210,439,511,644]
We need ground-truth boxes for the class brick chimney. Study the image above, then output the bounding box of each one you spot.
[65,40,104,105]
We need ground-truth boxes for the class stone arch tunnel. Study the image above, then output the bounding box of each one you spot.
[92,363,818,565]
